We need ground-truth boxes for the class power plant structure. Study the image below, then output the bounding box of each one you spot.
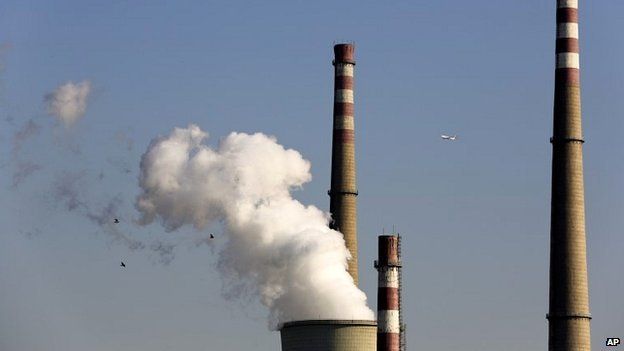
[280,6,598,346]
[329,43,360,285]
[374,234,406,351]
[279,43,373,351]
[280,320,377,351]
[547,0,592,350]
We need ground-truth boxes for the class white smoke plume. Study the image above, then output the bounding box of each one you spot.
[12,161,42,187]
[10,119,43,186]
[44,80,91,126]
[136,124,374,329]
[12,119,41,156]
[51,171,146,252]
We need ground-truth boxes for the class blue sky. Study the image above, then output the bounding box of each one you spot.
[1,1,623,350]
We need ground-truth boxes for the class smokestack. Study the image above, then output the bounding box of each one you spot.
[329,43,359,285]
[547,1,592,350]
[375,235,403,351]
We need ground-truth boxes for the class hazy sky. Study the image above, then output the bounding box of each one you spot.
[1,1,623,351]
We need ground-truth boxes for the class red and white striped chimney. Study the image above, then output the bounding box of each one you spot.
[547,1,592,350]
[329,43,359,285]
[376,235,400,351]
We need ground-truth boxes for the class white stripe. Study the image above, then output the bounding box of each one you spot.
[557,53,580,69]
[335,64,354,77]
[335,89,353,103]
[378,268,399,288]
[557,23,578,39]
[378,310,400,333]
[558,0,578,9]
[333,115,354,130]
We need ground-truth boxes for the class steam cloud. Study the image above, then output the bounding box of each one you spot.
[136,125,374,329]
[10,119,43,186]
[52,171,146,253]
[12,161,42,187]
[12,119,41,156]
[45,81,91,126]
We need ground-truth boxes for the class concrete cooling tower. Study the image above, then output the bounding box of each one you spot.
[280,320,377,351]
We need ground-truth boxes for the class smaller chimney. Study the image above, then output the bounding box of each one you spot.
[375,235,404,351]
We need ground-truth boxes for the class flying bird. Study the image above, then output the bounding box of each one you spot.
[120,261,126,267]
[441,134,457,141]
[210,234,215,239]
[114,218,119,223]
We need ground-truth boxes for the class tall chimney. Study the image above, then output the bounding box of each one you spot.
[329,43,359,284]
[375,235,401,351]
[547,1,592,350]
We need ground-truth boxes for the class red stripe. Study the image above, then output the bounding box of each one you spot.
[334,76,354,90]
[377,333,400,351]
[378,287,399,310]
[332,129,354,143]
[555,68,580,86]
[557,8,578,23]
[333,102,354,117]
[556,38,579,54]
[334,44,355,64]
[378,236,399,264]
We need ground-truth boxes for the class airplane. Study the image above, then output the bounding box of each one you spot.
[441,134,457,141]
[114,218,120,223]
[120,261,126,267]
